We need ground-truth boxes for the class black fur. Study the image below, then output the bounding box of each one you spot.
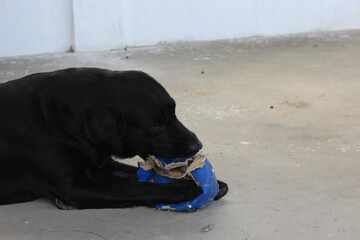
[0,68,228,209]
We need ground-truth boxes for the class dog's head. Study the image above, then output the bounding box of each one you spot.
[86,71,202,159]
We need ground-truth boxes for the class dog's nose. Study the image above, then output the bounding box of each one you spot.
[189,140,203,154]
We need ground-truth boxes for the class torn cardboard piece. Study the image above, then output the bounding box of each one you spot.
[139,153,207,185]
[139,154,220,211]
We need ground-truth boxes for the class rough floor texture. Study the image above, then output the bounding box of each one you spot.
[1,30,360,240]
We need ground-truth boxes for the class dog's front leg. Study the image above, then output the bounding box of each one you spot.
[53,174,202,209]
[100,158,138,180]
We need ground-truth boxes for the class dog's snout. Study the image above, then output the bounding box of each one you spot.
[189,140,203,154]
[197,140,203,151]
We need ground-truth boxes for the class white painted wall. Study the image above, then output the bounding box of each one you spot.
[1,0,360,57]
[0,0,72,57]
[122,0,360,46]
[72,0,123,51]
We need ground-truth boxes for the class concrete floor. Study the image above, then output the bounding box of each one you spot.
[1,30,360,240]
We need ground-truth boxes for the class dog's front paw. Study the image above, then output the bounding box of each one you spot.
[214,180,228,200]
[54,199,77,210]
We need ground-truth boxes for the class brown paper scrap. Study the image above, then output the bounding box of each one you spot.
[139,153,207,184]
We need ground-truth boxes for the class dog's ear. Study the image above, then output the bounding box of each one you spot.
[39,92,102,163]
[40,90,125,160]
[84,108,125,156]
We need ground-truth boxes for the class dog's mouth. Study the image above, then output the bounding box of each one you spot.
[139,154,149,160]
[139,149,203,161]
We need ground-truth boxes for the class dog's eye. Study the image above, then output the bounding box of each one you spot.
[147,117,166,134]
[148,125,165,134]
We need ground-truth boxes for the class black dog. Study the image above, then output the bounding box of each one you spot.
[0,68,227,209]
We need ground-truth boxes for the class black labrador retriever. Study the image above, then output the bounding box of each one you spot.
[0,68,228,209]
